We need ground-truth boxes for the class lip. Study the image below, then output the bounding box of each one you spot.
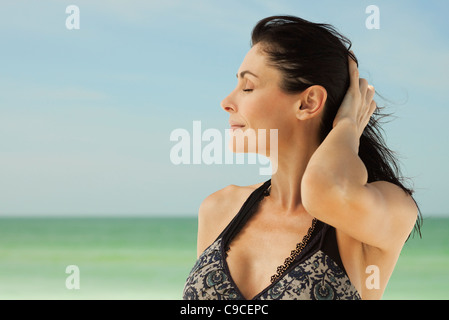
[230,124,245,132]
[229,121,245,127]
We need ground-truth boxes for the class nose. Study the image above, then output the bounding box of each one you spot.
[220,93,236,113]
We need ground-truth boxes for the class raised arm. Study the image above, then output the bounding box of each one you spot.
[301,56,417,251]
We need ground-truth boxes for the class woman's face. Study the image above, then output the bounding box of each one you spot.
[221,43,301,155]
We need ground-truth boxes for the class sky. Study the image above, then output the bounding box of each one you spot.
[0,0,448,217]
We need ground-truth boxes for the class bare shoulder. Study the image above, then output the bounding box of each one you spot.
[369,180,418,242]
[335,181,419,298]
[196,181,264,257]
[336,180,419,269]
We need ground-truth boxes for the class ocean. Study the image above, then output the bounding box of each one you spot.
[0,216,447,300]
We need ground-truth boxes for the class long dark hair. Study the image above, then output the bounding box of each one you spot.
[251,15,422,237]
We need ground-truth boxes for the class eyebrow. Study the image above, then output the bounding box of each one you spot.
[236,70,259,79]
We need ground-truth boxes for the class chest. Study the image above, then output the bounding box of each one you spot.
[224,212,316,299]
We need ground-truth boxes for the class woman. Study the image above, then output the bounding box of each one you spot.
[183,15,422,300]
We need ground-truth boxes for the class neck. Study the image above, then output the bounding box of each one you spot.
[267,139,319,213]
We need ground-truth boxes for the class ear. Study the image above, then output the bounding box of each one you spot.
[296,85,327,121]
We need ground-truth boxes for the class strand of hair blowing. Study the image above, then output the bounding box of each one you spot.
[251,15,422,237]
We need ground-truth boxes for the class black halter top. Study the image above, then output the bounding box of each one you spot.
[183,179,361,300]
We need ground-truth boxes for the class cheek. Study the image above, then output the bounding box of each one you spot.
[246,92,282,119]
[240,96,267,124]
[256,93,293,128]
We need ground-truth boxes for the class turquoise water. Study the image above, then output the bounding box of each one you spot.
[0,217,447,299]
[0,217,197,299]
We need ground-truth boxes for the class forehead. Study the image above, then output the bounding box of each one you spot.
[238,44,280,82]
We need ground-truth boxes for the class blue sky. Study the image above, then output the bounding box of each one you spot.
[0,0,448,217]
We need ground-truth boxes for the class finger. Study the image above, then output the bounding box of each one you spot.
[366,85,375,104]
[359,78,369,104]
[359,78,369,93]
[360,100,377,131]
[369,100,377,115]
[348,55,359,90]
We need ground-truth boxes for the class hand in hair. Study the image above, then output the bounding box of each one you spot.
[333,54,377,139]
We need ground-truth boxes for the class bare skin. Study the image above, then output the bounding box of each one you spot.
[196,45,418,300]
